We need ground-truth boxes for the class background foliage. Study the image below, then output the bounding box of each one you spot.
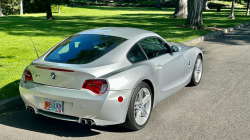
[1,0,248,15]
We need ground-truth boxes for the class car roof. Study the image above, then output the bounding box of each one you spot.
[78,27,155,39]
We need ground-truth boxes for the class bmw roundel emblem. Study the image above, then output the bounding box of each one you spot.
[51,72,56,80]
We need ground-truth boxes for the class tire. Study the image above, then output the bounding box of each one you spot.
[120,82,152,131]
[189,55,203,86]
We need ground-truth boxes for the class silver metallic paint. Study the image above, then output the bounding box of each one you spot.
[19,27,203,125]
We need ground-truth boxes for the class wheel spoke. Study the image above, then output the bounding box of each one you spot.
[134,105,139,110]
[197,60,200,67]
[135,101,140,106]
[136,110,142,124]
[141,107,148,117]
[138,89,143,102]
[194,70,197,77]
[196,74,199,81]
[142,95,150,105]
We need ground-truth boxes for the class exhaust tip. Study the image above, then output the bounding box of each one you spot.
[26,106,35,114]
[87,120,95,126]
[80,118,95,126]
[80,119,87,125]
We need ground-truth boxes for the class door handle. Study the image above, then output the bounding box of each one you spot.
[155,65,162,70]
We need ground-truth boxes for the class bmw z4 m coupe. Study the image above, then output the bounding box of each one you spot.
[19,27,203,130]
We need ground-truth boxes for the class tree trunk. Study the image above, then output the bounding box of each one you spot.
[0,0,3,17]
[186,0,203,27]
[58,5,61,13]
[155,0,161,9]
[20,1,23,15]
[229,0,235,19]
[171,0,188,18]
[203,0,209,10]
[45,1,54,19]
[11,0,14,14]
[246,0,250,16]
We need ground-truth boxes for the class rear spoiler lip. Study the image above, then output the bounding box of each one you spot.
[35,66,74,72]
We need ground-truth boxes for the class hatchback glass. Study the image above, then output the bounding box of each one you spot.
[45,34,127,64]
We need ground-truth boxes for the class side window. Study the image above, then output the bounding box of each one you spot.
[139,37,169,59]
[127,43,147,63]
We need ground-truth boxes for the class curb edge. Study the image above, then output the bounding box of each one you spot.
[182,21,250,46]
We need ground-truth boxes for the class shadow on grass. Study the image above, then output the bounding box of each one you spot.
[0,108,133,137]
[0,13,212,43]
[70,6,175,12]
[0,79,20,100]
[0,56,16,59]
[1,7,249,44]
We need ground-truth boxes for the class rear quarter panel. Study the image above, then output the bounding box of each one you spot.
[99,61,156,91]
[99,61,159,108]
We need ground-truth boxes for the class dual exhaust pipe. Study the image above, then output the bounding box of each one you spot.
[27,106,95,126]
[26,106,35,113]
[80,118,95,126]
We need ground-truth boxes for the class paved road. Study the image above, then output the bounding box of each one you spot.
[1,26,250,140]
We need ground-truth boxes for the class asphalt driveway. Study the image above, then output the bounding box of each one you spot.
[0,26,250,140]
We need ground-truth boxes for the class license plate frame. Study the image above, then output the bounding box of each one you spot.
[44,98,63,114]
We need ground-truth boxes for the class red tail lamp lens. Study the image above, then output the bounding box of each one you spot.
[24,70,33,83]
[82,80,108,95]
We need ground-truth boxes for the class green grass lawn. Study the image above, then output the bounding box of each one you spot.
[0,6,249,100]
[208,1,245,7]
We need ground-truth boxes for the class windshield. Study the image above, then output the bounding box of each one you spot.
[45,34,127,64]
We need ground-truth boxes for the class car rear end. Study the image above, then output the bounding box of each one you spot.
[19,33,132,125]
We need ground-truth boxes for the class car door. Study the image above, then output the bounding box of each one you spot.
[138,37,187,92]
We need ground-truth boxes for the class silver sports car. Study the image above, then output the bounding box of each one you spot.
[19,27,203,130]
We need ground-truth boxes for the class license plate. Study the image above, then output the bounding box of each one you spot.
[44,98,63,113]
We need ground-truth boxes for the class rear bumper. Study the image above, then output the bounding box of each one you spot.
[19,81,132,125]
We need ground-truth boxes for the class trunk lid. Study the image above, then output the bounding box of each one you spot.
[28,64,96,90]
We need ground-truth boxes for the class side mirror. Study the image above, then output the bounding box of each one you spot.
[171,45,181,52]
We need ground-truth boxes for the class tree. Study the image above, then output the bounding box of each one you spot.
[45,0,53,19]
[44,0,69,19]
[203,0,209,10]
[0,0,3,17]
[171,0,188,18]
[186,0,203,27]
[229,0,235,19]
[246,0,250,15]
[155,0,161,9]
[20,0,23,15]
[58,5,61,13]
[11,0,14,13]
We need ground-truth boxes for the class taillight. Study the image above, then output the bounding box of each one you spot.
[24,70,33,83]
[82,79,108,95]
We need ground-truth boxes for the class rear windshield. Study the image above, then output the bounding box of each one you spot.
[45,34,127,64]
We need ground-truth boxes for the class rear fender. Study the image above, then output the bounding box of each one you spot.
[99,62,156,91]
[99,62,157,121]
